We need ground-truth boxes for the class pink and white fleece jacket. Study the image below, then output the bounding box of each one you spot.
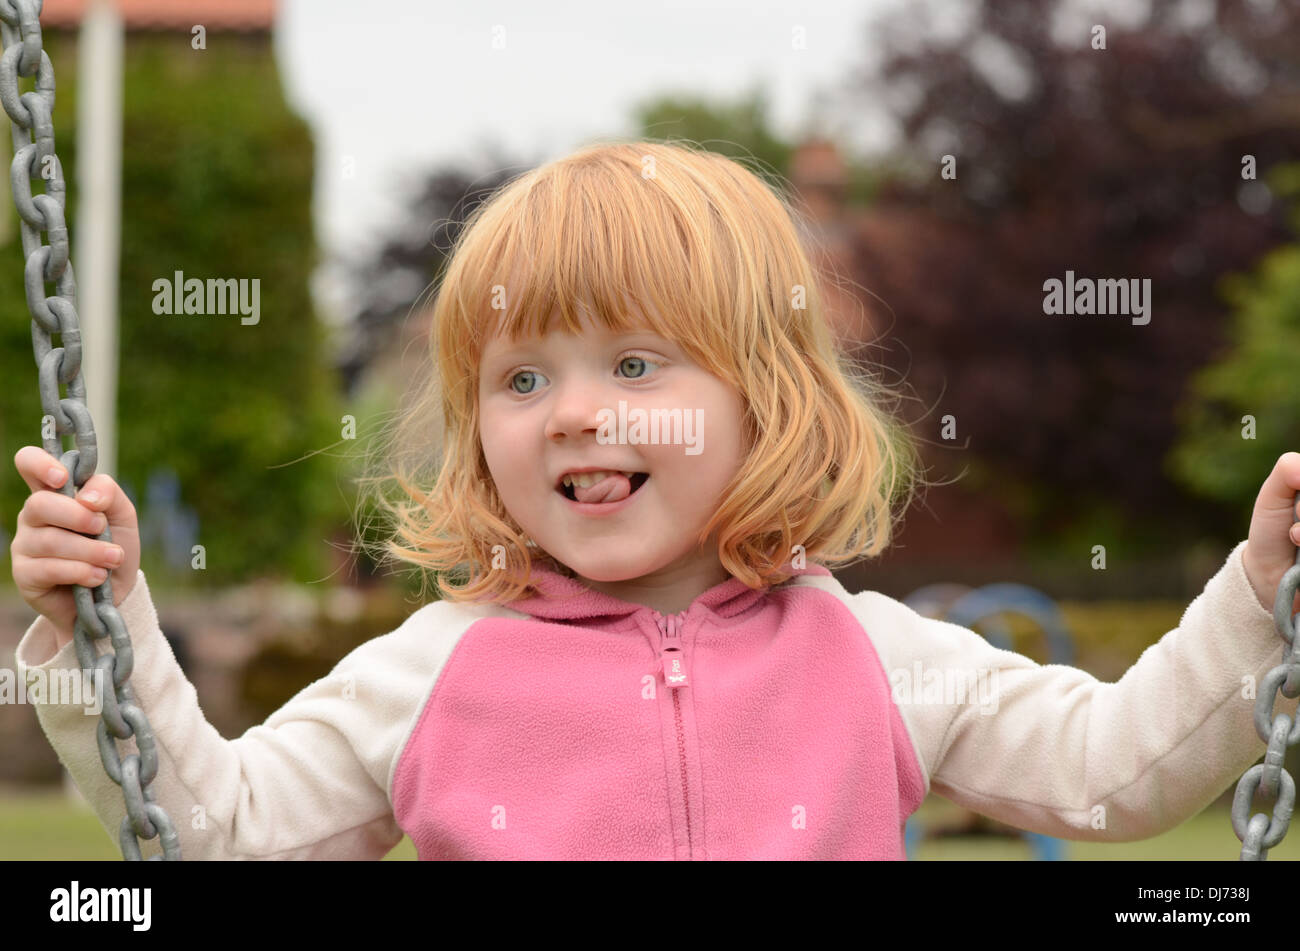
[15,539,1295,860]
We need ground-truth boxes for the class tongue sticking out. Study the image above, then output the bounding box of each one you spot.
[572,473,632,504]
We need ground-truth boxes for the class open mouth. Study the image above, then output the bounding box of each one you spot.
[559,471,649,502]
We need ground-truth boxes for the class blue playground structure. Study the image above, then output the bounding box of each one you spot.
[135,467,201,574]
[901,582,1075,860]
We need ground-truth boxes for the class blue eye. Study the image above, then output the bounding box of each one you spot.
[509,370,545,395]
[619,355,656,379]
[506,354,660,394]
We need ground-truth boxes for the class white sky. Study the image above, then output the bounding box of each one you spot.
[273,0,903,323]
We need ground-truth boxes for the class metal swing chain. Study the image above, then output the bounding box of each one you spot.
[0,0,179,860]
[4,0,1293,871]
[1230,504,1300,859]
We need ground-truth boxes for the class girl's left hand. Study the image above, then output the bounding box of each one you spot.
[1242,452,1300,615]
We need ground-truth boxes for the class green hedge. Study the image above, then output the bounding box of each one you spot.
[0,32,349,589]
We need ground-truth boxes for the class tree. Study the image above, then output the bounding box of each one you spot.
[843,0,1300,553]
[1169,163,1300,509]
[630,87,795,189]
[1,32,343,587]
[338,157,524,397]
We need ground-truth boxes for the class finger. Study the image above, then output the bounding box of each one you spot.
[19,488,109,538]
[72,473,134,525]
[13,551,111,591]
[12,525,122,568]
[13,445,69,495]
[1259,452,1300,516]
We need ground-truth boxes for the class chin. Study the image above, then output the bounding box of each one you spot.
[553,551,655,583]
[569,563,648,583]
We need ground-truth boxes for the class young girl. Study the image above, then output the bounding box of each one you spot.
[12,140,1300,860]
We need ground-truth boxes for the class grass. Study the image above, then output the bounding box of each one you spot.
[0,785,418,860]
[1,785,1293,860]
[908,794,1300,860]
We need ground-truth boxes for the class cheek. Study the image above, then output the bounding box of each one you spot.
[478,407,531,495]
[477,407,509,481]
[705,386,746,456]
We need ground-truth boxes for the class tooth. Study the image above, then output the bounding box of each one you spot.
[562,470,631,490]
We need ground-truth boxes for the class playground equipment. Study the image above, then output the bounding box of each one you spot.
[2,0,179,859]
[3,0,1298,860]
[901,582,1073,860]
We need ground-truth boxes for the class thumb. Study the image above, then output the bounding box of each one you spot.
[73,473,134,530]
[1245,452,1300,611]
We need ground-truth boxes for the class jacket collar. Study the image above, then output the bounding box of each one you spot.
[505,559,831,623]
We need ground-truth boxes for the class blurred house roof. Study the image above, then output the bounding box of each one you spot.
[791,137,847,189]
[37,0,275,31]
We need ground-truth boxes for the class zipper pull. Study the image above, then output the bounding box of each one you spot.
[657,611,689,688]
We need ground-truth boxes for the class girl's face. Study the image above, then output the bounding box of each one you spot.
[478,310,747,603]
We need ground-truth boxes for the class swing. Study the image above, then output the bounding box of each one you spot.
[2,0,179,860]
[2,0,1297,862]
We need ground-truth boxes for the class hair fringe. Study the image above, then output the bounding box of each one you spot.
[349,137,933,606]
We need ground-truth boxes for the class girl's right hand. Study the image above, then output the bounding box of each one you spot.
[10,446,141,652]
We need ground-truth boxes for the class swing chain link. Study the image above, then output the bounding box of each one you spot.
[0,0,180,861]
[0,0,1291,873]
[1229,504,1300,859]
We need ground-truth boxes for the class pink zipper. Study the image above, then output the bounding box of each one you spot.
[655,610,693,858]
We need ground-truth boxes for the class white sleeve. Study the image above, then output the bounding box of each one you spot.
[15,569,436,859]
[857,539,1296,841]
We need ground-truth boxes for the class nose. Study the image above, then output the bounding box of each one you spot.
[544,375,611,442]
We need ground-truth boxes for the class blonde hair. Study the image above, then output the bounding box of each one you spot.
[353,139,926,605]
